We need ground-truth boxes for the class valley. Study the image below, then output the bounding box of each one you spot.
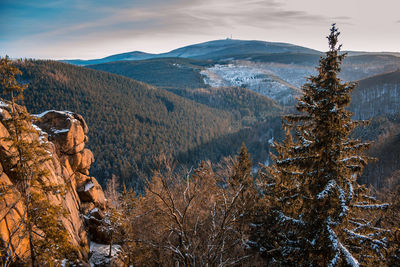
[16,39,400,191]
[3,35,400,267]
[3,0,400,264]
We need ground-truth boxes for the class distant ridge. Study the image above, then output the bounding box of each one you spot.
[351,69,400,119]
[61,39,322,66]
[61,51,157,65]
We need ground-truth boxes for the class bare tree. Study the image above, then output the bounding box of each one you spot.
[123,155,257,266]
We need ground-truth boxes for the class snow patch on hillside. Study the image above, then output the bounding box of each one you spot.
[201,61,315,105]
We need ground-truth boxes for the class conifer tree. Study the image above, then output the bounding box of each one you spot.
[231,143,252,187]
[257,25,389,266]
[0,56,74,266]
[379,174,400,264]
[229,143,258,244]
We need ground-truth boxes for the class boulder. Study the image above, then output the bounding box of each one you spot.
[78,149,94,175]
[35,110,88,155]
[67,149,94,175]
[77,177,106,208]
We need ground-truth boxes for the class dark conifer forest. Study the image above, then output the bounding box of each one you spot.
[1,23,400,266]
[15,60,283,188]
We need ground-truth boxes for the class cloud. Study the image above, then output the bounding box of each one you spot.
[330,16,353,26]
[1,0,334,58]
[332,16,351,20]
[16,0,329,41]
[6,0,399,58]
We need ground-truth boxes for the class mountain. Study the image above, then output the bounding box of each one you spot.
[343,69,400,188]
[61,38,400,68]
[340,54,400,81]
[62,39,322,66]
[356,113,400,189]
[16,60,282,188]
[87,53,400,108]
[78,39,400,109]
[61,51,157,66]
[199,54,400,99]
[159,39,321,60]
[350,69,400,119]
[345,51,400,57]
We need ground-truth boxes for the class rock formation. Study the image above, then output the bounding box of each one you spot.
[0,101,106,264]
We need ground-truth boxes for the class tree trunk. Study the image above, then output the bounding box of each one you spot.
[28,223,36,267]
[108,233,113,258]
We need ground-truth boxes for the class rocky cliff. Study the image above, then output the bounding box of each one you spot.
[0,100,106,264]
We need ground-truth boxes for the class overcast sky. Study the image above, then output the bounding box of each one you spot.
[1,0,399,59]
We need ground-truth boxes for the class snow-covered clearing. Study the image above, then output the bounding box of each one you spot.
[200,61,313,105]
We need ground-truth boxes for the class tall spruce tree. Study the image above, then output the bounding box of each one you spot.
[257,25,389,266]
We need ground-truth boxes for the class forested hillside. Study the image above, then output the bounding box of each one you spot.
[88,58,210,90]
[356,113,400,188]
[17,58,400,190]
[16,60,282,188]
[351,69,400,119]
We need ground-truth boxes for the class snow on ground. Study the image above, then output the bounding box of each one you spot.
[89,242,121,267]
[200,61,313,105]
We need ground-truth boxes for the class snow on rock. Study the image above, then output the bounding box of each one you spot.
[89,242,121,267]
[0,100,8,108]
[85,181,95,192]
[34,109,75,119]
[90,207,99,214]
[52,128,70,134]
[34,110,88,154]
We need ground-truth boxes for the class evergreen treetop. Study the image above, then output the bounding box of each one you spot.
[258,24,389,266]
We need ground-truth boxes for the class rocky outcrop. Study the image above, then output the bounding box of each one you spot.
[0,102,106,264]
[35,110,106,210]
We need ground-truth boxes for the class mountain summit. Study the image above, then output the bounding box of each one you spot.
[61,39,322,66]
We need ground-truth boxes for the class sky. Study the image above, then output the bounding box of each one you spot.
[1,0,400,60]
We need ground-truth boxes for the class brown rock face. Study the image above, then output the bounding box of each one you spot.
[35,110,88,155]
[0,163,29,259]
[0,102,106,264]
[0,109,17,167]
[68,149,95,175]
